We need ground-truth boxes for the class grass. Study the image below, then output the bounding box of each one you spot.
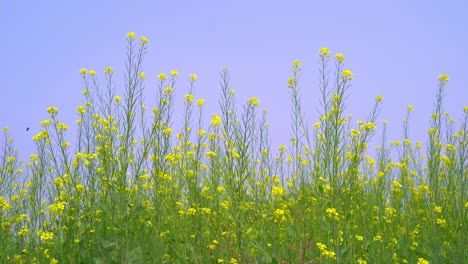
[0,32,467,263]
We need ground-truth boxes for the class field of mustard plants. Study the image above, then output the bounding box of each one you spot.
[1,32,467,263]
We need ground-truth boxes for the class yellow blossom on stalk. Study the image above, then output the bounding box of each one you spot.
[211,114,222,127]
[79,68,87,75]
[292,59,301,68]
[114,96,121,104]
[163,127,172,135]
[417,257,429,264]
[127,32,136,40]
[342,69,353,81]
[104,67,114,75]
[248,97,260,107]
[198,129,206,138]
[190,74,198,81]
[319,48,331,57]
[170,70,179,78]
[40,231,54,243]
[271,185,285,197]
[139,72,145,79]
[0,196,11,211]
[77,106,86,115]
[140,36,149,44]
[438,74,449,84]
[278,145,287,152]
[185,94,194,102]
[407,105,414,111]
[335,53,345,63]
[88,70,96,77]
[40,120,51,127]
[375,95,384,102]
[326,208,339,220]
[158,73,167,80]
[287,77,297,88]
[206,151,218,158]
[197,99,205,107]
[47,106,59,115]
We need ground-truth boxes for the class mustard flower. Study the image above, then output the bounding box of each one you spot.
[335,53,345,63]
[89,70,96,77]
[104,67,114,75]
[271,185,285,197]
[417,258,429,264]
[47,106,59,115]
[198,129,206,137]
[287,77,297,88]
[114,96,121,104]
[163,127,172,135]
[0,196,11,211]
[408,105,414,111]
[190,73,198,81]
[342,69,353,81]
[77,106,86,115]
[211,114,222,127]
[319,48,331,57]
[79,68,87,75]
[140,36,149,44]
[127,32,136,40]
[185,94,194,102]
[139,71,145,79]
[158,72,167,81]
[248,97,260,107]
[292,59,301,68]
[278,145,287,152]
[375,95,384,102]
[197,99,205,107]
[438,74,449,84]
[206,151,218,158]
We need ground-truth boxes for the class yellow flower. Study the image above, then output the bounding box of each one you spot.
[139,71,145,79]
[79,68,87,75]
[190,74,198,81]
[163,127,173,135]
[335,53,345,63]
[198,129,206,138]
[47,107,59,116]
[206,151,218,158]
[408,105,414,111]
[417,257,429,264]
[114,96,122,104]
[292,60,301,68]
[211,114,222,127]
[248,97,260,107]
[0,196,11,211]
[271,186,284,197]
[170,70,179,78]
[375,95,384,102]
[185,94,194,102]
[140,36,149,44]
[342,69,353,81]
[158,73,167,80]
[89,70,96,77]
[104,67,114,75]
[127,32,136,40]
[197,99,205,107]
[438,74,449,84]
[319,48,331,57]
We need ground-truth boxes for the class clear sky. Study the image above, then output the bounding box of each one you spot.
[1,0,467,160]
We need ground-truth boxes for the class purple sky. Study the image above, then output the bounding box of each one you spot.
[1,0,467,160]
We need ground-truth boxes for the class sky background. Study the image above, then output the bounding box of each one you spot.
[1,0,467,161]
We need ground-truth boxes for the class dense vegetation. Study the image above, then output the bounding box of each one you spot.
[1,32,466,263]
